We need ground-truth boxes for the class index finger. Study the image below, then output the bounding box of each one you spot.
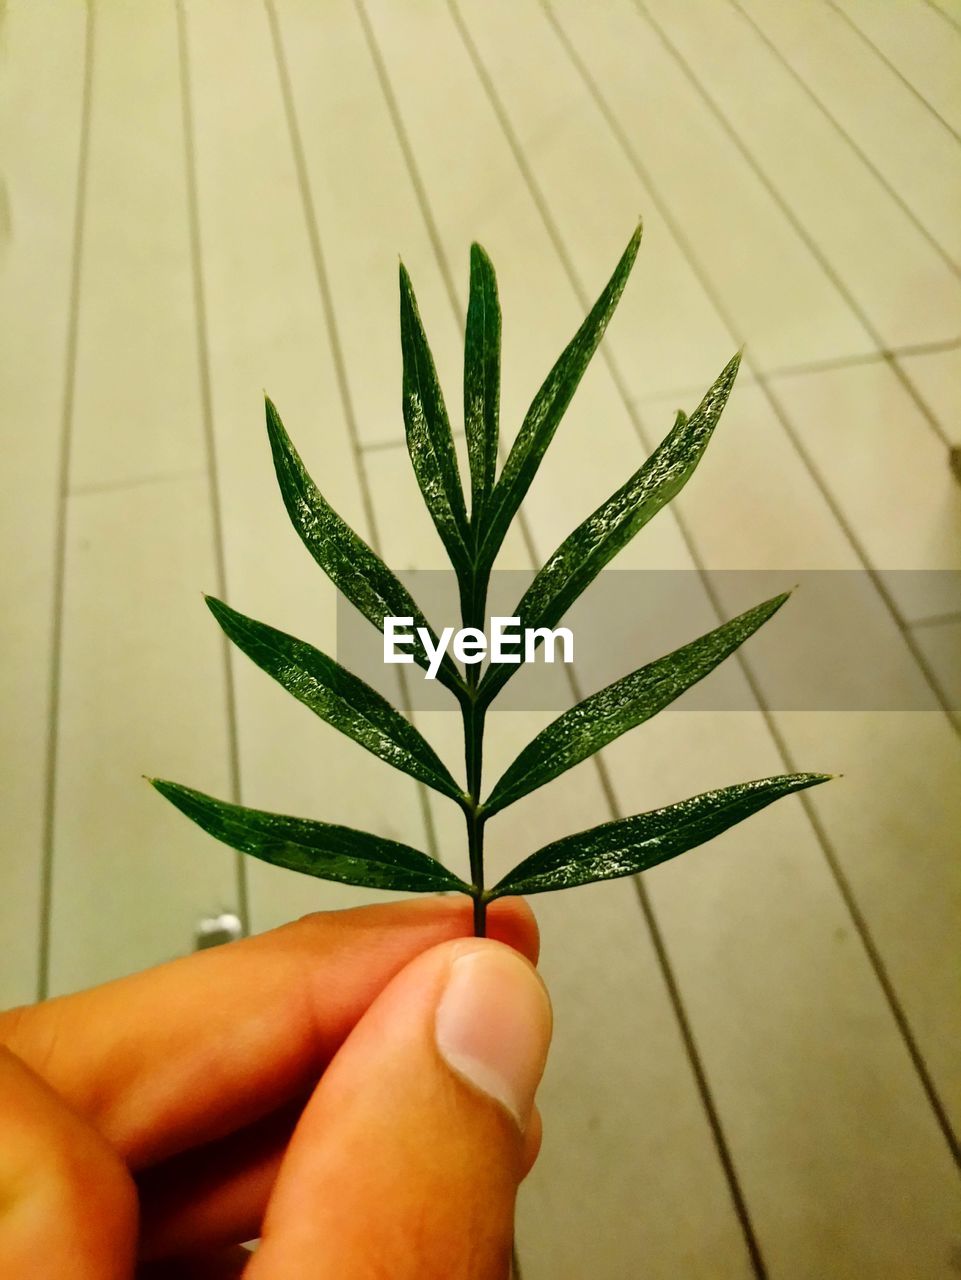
[0,896,537,1169]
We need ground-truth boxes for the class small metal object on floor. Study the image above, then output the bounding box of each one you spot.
[194,912,244,950]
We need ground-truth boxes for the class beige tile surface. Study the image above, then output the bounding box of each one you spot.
[274,0,464,449]
[900,345,961,446]
[643,0,961,350]
[833,0,961,138]
[929,0,961,27]
[0,3,86,1006]
[912,618,961,723]
[607,708,961,1275]
[49,476,238,994]
[774,361,961,623]
[69,3,202,491]
[42,2,242,995]
[780,708,961,1131]
[738,0,961,268]
[362,4,736,414]
[546,0,876,370]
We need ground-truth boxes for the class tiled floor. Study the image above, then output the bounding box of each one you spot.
[1,2,959,1275]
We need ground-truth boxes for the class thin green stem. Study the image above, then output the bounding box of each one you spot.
[462,691,487,935]
[467,805,486,936]
[460,557,490,936]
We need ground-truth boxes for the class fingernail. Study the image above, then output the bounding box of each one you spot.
[435,944,552,1130]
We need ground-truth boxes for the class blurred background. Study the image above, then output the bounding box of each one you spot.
[1,1,960,1275]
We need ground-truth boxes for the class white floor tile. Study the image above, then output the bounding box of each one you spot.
[0,4,87,1006]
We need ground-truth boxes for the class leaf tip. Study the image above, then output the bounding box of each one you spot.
[264,394,283,437]
[622,220,643,266]
[203,593,228,623]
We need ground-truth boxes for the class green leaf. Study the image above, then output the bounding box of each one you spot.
[479,352,741,704]
[150,779,471,895]
[477,223,642,570]
[464,243,501,530]
[205,595,465,804]
[490,773,831,897]
[484,592,789,817]
[400,263,471,573]
[265,396,465,698]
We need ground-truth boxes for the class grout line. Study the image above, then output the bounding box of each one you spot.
[542,0,961,1168]
[176,0,249,936]
[70,465,206,497]
[353,332,958,454]
[911,608,961,630]
[444,3,770,1272]
[881,335,961,357]
[360,433,408,454]
[348,336,961,462]
[636,0,953,451]
[730,0,961,277]
[38,0,95,1002]
[264,0,441,867]
[353,0,462,321]
[263,2,380,567]
[824,0,961,146]
[767,336,961,384]
[364,426,463,454]
[923,0,961,36]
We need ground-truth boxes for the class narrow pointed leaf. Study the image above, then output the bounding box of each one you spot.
[206,595,465,803]
[479,352,741,704]
[151,779,471,894]
[400,263,471,572]
[485,592,789,817]
[489,773,832,897]
[464,243,501,528]
[265,396,465,697]
[478,223,642,569]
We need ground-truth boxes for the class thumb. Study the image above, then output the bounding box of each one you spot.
[248,937,552,1280]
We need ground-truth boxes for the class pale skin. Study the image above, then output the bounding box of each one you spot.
[0,897,551,1278]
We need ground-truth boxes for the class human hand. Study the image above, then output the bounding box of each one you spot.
[0,896,551,1278]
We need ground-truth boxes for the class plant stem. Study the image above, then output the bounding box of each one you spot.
[467,805,486,937]
[462,561,489,937]
[463,696,487,937]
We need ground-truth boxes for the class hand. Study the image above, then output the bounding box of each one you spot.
[0,896,551,1278]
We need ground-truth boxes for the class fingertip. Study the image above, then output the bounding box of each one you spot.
[486,896,540,965]
[289,894,540,966]
[435,939,552,1133]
